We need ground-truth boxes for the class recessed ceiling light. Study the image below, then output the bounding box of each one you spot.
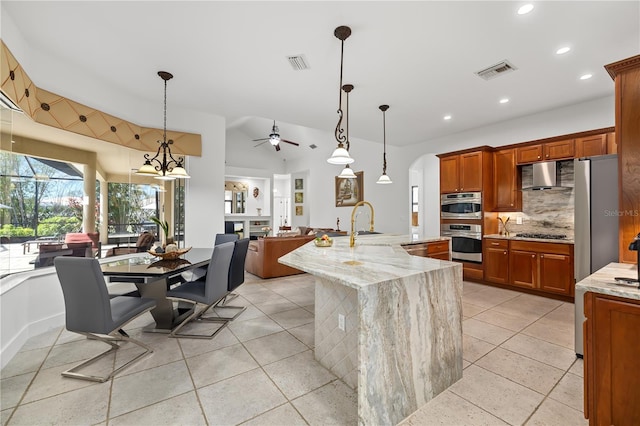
[443,115,452,120]
[580,74,593,80]
[517,4,534,15]
[556,46,571,55]
[499,98,510,104]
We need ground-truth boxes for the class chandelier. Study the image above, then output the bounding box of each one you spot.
[136,71,190,180]
[376,104,392,184]
[338,84,356,178]
[327,26,355,165]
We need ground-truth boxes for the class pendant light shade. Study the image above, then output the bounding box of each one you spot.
[328,26,355,165]
[376,104,392,184]
[338,164,357,178]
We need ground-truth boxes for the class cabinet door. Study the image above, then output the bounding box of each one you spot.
[493,149,521,211]
[484,245,509,284]
[459,152,483,192]
[440,156,460,193]
[539,253,573,296]
[509,250,537,288]
[576,134,607,158]
[516,145,543,164]
[587,295,640,425]
[543,139,575,160]
[427,240,450,260]
[403,244,429,257]
[606,132,617,154]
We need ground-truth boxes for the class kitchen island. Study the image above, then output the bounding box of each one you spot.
[279,234,462,425]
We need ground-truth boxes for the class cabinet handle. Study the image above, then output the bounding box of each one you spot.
[537,155,541,159]
[541,254,544,258]
[510,203,514,206]
[531,254,535,258]
[504,251,507,255]
[491,242,500,246]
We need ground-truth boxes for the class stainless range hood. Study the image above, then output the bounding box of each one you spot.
[523,161,570,190]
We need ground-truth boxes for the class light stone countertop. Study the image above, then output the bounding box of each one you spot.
[484,233,575,244]
[576,262,640,301]
[279,234,456,290]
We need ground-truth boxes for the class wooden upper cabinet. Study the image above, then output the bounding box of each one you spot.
[517,139,575,164]
[440,155,460,193]
[606,132,617,154]
[439,150,483,193]
[493,148,521,211]
[576,134,607,158]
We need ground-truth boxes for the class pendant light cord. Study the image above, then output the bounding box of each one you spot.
[334,38,347,146]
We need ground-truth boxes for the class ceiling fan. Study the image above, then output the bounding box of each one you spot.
[252,121,300,152]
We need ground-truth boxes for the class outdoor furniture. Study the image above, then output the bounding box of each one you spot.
[106,231,155,257]
[65,232,101,258]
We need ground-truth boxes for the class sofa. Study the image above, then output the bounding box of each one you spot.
[245,235,315,279]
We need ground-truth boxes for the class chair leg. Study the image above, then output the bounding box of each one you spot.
[200,294,246,321]
[167,298,229,339]
[61,331,153,383]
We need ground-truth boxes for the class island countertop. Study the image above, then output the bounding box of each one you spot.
[575,262,640,301]
[279,234,455,290]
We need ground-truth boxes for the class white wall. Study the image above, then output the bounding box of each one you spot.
[226,127,287,173]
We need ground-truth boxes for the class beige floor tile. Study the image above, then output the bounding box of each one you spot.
[1,408,12,425]
[283,290,315,307]
[9,381,110,425]
[241,402,307,425]
[178,327,240,358]
[462,359,471,369]
[269,307,314,329]
[473,308,537,332]
[41,338,109,370]
[242,290,287,305]
[255,298,301,315]
[212,303,267,323]
[463,302,488,317]
[21,361,108,404]
[501,333,577,370]
[548,372,584,411]
[463,281,489,294]
[1,346,49,378]
[399,390,509,426]
[463,287,520,309]
[492,294,562,320]
[291,380,357,426]
[264,350,336,399]
[475,347,564,394]
[449,365,544,426]
[198,368,287,425]
[568,358,584,378]
[109,360,194,418]
[526,397,588,426]
[1,372,35,410]
[463,318,516,345]
[228,316,285,342]
[114,332,183,377]
[288,322,315,348]
[20,327,61,351]
[186,343,259,388]
[521,316,575,349]
[108,391,207,426]
[243,331,308,365]
[463,334,496,363]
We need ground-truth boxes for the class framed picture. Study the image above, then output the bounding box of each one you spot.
[335,171,364,207]
[294,192,304,203]
[295,205,303,216]
[295,178,304,190]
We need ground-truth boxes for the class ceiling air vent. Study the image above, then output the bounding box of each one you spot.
[475,60,517,80]
[287,55,310,71]
[309,144,317,149]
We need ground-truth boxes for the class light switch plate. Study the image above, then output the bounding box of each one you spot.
[516,216,523,225]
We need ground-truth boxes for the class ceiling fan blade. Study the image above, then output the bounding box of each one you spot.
[281,139,300,146]
[254,141,268,148]
[275,144,281,152]
[252,137,269,142]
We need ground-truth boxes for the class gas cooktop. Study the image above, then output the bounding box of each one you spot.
[516,233,568,240]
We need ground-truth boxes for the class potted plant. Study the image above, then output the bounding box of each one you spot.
[150,216,172,246]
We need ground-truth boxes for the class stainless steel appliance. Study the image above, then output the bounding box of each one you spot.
[574,155,619,357]
[441,223,482,263]
[440,192,482,219]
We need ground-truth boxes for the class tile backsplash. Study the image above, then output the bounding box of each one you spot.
[498,160,575,238]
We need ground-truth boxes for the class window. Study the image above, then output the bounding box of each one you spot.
[411,185,419,226]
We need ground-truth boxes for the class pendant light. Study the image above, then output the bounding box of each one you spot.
[338,84,356,179]
[376,104,392,184]
[136,71,190,180]
[327,26,355,165]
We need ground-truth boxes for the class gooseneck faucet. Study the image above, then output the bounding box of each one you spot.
[350,201,374,247]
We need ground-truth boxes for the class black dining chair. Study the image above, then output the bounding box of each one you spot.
[202,238,250,321]
[181,233,239,283]
[53,257,157,382]
[166,241,235,338]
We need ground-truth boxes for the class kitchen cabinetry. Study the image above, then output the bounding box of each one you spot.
[403,240,450,261]
[439,151,483,193]
[576,134,607,158]
[516,139,575,164]
[484,238,509,284]
[509,240,574,296]
[492,148,521,211]
[584,292,640,425]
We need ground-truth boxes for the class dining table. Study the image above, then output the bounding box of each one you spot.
[100,247,213,331]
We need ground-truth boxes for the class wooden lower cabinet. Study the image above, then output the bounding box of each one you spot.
[403,240,450,261]
[484,239,509,284]
[584,292,640,425]
[509,249,537,289]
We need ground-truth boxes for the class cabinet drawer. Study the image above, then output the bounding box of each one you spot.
[485,238,508,249]
[510,240,571,255]
[403,244,429,257]
[427,240,450,254]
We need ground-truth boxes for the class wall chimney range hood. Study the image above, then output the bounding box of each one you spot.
[524,161,570,190]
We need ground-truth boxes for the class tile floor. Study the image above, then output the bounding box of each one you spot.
[0,275,587,425]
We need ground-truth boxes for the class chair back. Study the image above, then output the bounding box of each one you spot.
[215,233,239,246]
[229,238,249,291]
[136,232,156,251]
[54,257,113,334]
[204,241,235,303]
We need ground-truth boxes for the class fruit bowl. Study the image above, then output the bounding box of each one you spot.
[148,246,192,260]
[314,235,333,247]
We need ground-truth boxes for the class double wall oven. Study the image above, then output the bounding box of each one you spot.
[441,192,483,263]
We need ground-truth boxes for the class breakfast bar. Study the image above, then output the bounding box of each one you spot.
[280,234,463,425]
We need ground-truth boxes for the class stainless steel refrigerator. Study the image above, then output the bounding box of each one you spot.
[574,154,619,357]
